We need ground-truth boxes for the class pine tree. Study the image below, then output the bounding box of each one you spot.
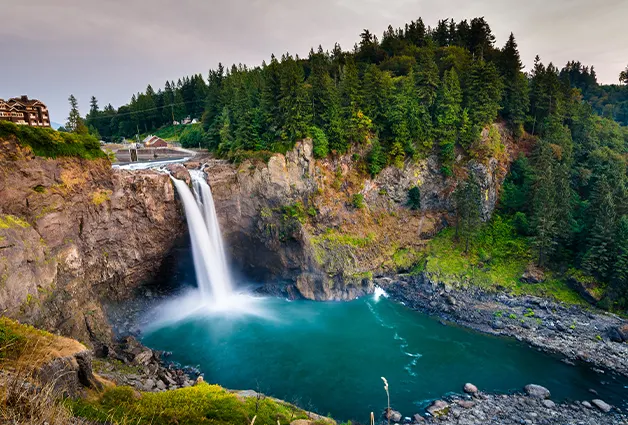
[612,215,628,300]
[582,176,617,279]
[531,140,558,266]
[367,138,387,176]
[361,64,392,130]
[467,17,496,58]
[414,48,439,107]
[464,59,503,135]
[433,69,462,176]
[173,90,186,122]
[278,54,311,142]
[454,172,482,252]
[499,34,529,137]
[66,94,87,134]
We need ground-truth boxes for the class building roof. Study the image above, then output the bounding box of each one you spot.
[143,135,167,146]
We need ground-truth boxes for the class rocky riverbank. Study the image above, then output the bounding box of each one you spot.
[378,275,628,377]
[383,382,627,425]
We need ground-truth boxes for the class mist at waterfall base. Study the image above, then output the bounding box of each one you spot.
[141,173,628,422]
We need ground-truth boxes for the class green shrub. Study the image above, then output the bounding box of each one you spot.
[282,201,307,224]
[179,125,205,148]
[351,193,365,209]
[407,186,421,210]
[0,121,105,159]
[513,212,530,235]
[310,125,329,159]
[367,139,386,177]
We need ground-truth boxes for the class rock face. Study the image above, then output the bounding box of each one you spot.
[0,137,184,347]
[205,126,512,300]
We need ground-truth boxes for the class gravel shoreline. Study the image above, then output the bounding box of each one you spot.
[378,275,628,377]
[376,275,628,424]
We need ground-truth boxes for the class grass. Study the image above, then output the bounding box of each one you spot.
[67,383,314,425]
[312,228,376,249]
[0,214,30,230]
[424,216,587,305]
[0,317,84,367]
[0,121,105,159]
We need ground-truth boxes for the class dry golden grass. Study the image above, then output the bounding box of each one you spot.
[0,319,87,424]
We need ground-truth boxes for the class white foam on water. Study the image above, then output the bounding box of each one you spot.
[373,286,389,302]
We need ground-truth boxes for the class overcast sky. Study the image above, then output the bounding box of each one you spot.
[1,0,626,123]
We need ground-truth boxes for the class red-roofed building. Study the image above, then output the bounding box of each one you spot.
[142,135,168,148]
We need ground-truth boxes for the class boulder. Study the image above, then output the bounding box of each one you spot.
[426,400,449,417]
[143,378,155,391]
[412,413,425,423]
[582,401,592,409]
[457,400,475,409]
[542,400,556,409]
[492,320,505,330]
[521,264,545,283]
[607,324,628,343]
[591,399,612,413]
[463,383,478,394]
[134,349,154,366]
[524,384,551,399]
[165,163,191,184]
[384,408,402,423]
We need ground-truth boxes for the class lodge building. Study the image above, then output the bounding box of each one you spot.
[0,96,50,127]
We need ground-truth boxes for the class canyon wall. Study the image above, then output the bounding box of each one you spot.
[0,137,184,350]
[205,124,513,300]
[0,123,512,347]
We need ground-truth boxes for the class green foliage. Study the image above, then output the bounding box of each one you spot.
[434,68,462,174]
[179,124,205,148]
[282,201,308,224]
[367,139,387,176]
[68,383,312,425]
[351,193,365,209]
[0,121,105,159]
[0,319,26,359]
[464,60,503,135]
[454,172,482,252]
[310,125,329,159]
[407,186,421,210]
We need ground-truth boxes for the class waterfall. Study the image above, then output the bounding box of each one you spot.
[170,170,233,304]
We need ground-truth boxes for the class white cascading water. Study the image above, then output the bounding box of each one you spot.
[190,170,230,273]
[170,171,233,304]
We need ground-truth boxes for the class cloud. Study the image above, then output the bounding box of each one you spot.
[1,0,626,122]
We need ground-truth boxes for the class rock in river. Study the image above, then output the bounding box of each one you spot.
[463,383,478,394]
[426,400,449,417]
[524,384,551,399]
[591,399,612,413]
[384,408,402,423]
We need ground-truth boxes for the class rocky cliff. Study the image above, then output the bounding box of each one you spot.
[203,123,513,300]
[0,137,184,349]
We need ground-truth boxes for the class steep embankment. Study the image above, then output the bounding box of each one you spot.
[205,123,513,300]
[0,318,332,425]
[0,137,184,349]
